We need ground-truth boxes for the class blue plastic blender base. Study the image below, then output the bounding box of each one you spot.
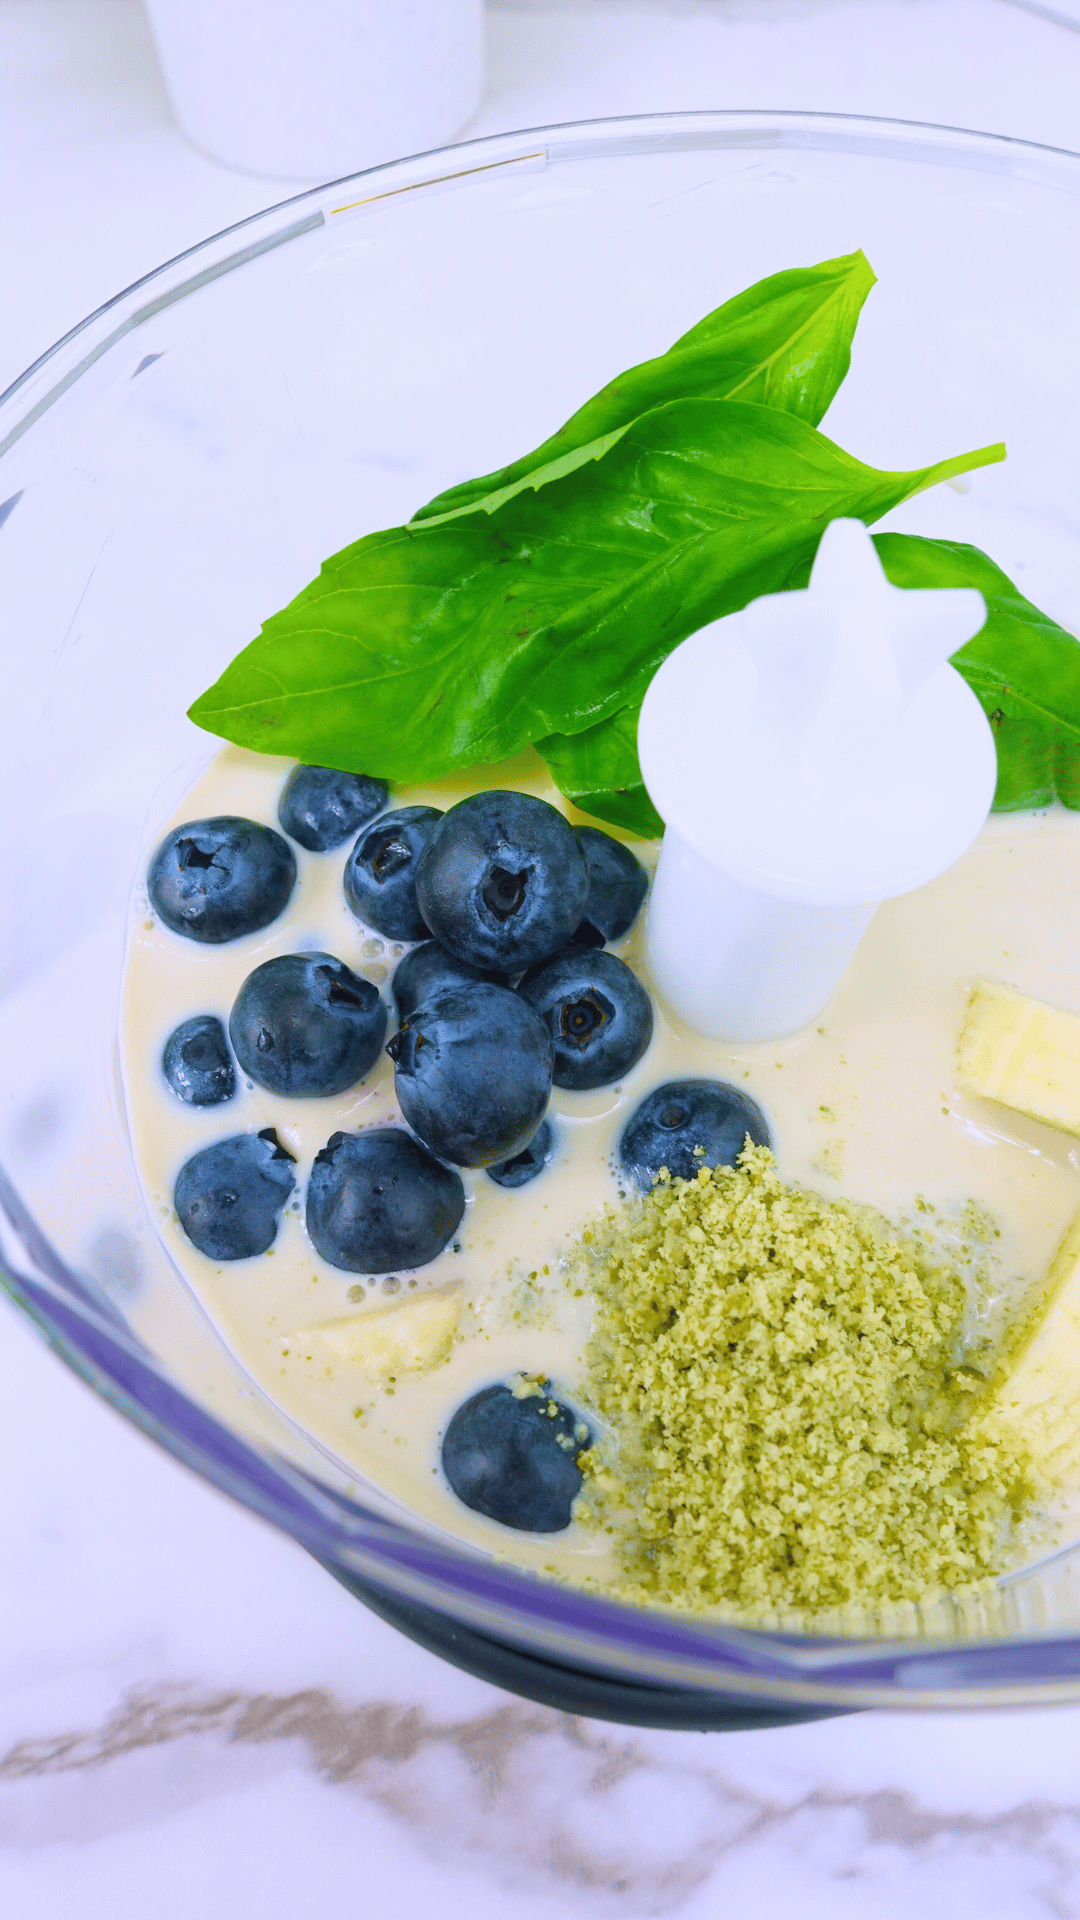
[325,1564,850,1731]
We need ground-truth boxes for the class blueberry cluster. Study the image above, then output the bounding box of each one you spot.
[386,790,655,1172]
[152,781,645,1262]
[149,766,772,1534]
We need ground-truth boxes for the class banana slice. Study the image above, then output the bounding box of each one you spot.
[292,1282,461,1378]
[986,1208,1080,1478]
[957,981,1080,1138]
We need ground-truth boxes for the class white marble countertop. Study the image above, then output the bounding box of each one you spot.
[5,3,1080,1914]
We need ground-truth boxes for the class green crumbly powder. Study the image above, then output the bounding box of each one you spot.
[577,1145,1036,1618]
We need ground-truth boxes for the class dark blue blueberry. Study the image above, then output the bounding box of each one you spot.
[441,1382,589,1532]
[278,764,388,852]
[571,827,649,947]
[344,805,442,941]
[148,816,296,943]
[486,1117,555,1190]
[175,1128,295,1261]
[520,949,653,1091]
[619,1078,771,1190]
[162,1014,235,1107]
[306,1128,465,1273]
[387,982,553,1169]
[391,940,507,1022]
[230,952,386,1097]
[415,791,588,971]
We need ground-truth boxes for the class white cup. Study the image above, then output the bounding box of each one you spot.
[143,0,486,181]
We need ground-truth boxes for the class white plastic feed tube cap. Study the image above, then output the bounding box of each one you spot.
[638,519,997,1043]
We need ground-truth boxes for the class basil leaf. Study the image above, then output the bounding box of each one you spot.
[536,710,664,839]
[411,250,876,527]
[874,533,1080,812]
[540,532,1080,834]
[189,399,1002,780]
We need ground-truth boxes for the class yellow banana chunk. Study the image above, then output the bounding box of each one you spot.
[956,981,1080,1138]
[293,1283,461,1378]
[985,1207,1080,1479]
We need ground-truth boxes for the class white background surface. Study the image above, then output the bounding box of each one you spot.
[5,3,1080,1915]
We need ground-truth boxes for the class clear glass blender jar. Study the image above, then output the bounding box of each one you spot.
[3,111,1080,1724]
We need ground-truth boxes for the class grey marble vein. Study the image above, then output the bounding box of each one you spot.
[3,1688,1080,1914]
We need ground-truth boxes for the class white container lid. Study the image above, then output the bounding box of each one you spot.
[638,519,997,906]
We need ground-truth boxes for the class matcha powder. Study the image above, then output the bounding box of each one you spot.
[578,1145,1035,1618]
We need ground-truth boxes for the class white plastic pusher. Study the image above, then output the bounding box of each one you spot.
[638,519,997,1043]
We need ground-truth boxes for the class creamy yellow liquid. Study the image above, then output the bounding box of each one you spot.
[121,746,1080,1583]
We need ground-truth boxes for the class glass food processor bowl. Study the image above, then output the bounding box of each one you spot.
[4,112,1080,1730]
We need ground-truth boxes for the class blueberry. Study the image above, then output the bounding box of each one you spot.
[415,791,588,971]
[520,949,653,1091]
[442,1383,589,1532]
[387,982,553,1168]
[619,1078,771,1189]
[162,1014,235,1107]
[230,952,387,1097]
[306,1128,465,1273]
[278,764,388,852]
[392,941,507,1022]
[486,1117,555,1189]
[175,1128,295,1261]
[571,827,649,948]
[344,806,442,941]
[148,816,296,943]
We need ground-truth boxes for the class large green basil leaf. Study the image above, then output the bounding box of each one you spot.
[411,251,876,527]
[190,399,1002,780]
[539,532,1080,835]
